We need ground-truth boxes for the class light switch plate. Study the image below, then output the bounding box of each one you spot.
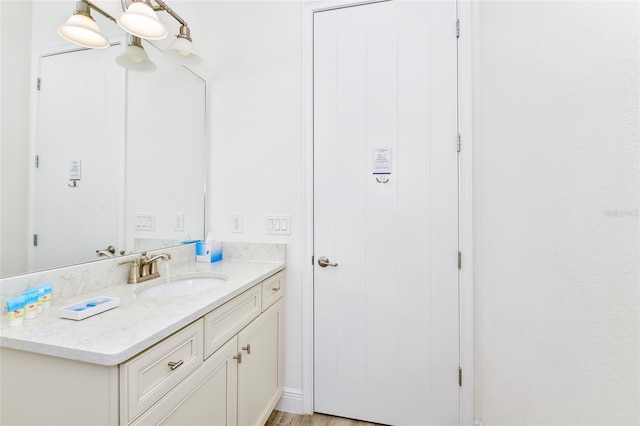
[135,213,155,231]
[265,215,291,235]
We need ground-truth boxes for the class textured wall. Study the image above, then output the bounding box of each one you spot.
[473,1,639,424]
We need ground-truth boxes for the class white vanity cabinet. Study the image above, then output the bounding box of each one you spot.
[132,298,284,426]
[0,270,284,426]
[129,336,239,426]
[122,270,285,426]
[237,298,284,426]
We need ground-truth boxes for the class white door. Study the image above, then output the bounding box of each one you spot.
[34,47,124,270]
[313,2,459,425]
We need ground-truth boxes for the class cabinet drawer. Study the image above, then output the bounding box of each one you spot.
[130,337,239,426]
[261,271,284,311]
[204,285,261,359]
[120,320,204,424]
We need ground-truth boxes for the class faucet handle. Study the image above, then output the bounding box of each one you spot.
[118,258,139,266]
[119,258,141,284]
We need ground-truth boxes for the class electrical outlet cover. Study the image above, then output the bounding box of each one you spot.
[231,214,243,233]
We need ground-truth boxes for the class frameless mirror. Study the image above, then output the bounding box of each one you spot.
[0,1,206,277]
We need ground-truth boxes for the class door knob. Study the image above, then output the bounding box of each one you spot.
[317,256,338,267]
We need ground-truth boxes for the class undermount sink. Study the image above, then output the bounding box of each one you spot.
[137,276,227,298]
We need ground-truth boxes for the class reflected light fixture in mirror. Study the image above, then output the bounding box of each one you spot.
[165,25,202,65]
[117,0,167,40]
[116,36,157,72]
[57,1,109,49]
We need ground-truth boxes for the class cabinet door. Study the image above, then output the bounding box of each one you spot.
[131,337,238,426]
[237,299,284,426]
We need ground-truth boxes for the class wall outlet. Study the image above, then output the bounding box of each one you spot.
[173,212,185,232]
[231,214,243,233]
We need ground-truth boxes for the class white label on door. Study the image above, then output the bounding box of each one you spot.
[372,148,391,175]
[69,160,81,181]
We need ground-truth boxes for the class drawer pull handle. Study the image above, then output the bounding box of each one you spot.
[168,360,184,370]
[272,286,280,292]
[233,353,242,364]
[242,344,251,354]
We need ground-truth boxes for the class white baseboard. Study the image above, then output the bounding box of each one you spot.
[275,387,304,414]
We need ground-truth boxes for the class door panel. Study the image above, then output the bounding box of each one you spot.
[313,2,459,424]
[34,47,124,270]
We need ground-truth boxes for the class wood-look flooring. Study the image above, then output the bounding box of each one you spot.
[266,410,386,426]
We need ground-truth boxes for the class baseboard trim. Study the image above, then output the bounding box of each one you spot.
[275,387,304,414]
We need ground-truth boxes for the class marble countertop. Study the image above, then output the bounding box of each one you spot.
[0,259,285,366]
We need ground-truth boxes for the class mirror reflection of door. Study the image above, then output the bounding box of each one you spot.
[33,46,125,271]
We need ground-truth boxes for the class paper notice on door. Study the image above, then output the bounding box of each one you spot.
[69,160,82,181]
[372,148,392,175]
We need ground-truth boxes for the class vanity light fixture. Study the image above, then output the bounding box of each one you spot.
[117,0,167,40]
[57,1,110,49]
[58,0,202,71]
[164,25,202,65]
[115,36,157,72]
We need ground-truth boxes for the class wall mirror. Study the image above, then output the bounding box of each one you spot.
[0,0,206,278]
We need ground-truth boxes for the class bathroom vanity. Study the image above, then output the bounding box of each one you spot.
[0,245,285,426]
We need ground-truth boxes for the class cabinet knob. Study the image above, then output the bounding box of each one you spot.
[242,344,251,354]
[233,353,242,364]
[167,360,184,370]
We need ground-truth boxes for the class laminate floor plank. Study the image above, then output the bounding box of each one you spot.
[266,410,386,426]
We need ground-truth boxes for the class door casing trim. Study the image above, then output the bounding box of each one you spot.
[301,1,474,423]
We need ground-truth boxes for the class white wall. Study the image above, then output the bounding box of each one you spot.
[204,0,639,423]
[472,1,639,424]
[1,1,32,276]
[203,0,304,408]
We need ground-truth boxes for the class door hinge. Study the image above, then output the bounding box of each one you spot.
[34,155,40,168]
[457,134,461,152]
[456,19,460,38]
[37,78,41,91]
[458,367,463,387]
[33,234,38,247]
[458,251,462,269]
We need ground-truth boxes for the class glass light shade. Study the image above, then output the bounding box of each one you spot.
[117,1,167,40]
[57,14,109,49]
[164,37,202,65]
[116,44,157,72]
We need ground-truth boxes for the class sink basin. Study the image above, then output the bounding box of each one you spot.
[137,277,227,298]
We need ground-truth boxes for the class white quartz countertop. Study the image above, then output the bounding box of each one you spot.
[0,260,285,366]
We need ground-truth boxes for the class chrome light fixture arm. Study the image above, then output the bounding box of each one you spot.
[82,0,116,23]
[152,0,187,27]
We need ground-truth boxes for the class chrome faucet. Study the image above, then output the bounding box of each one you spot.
[119,252,172,284]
